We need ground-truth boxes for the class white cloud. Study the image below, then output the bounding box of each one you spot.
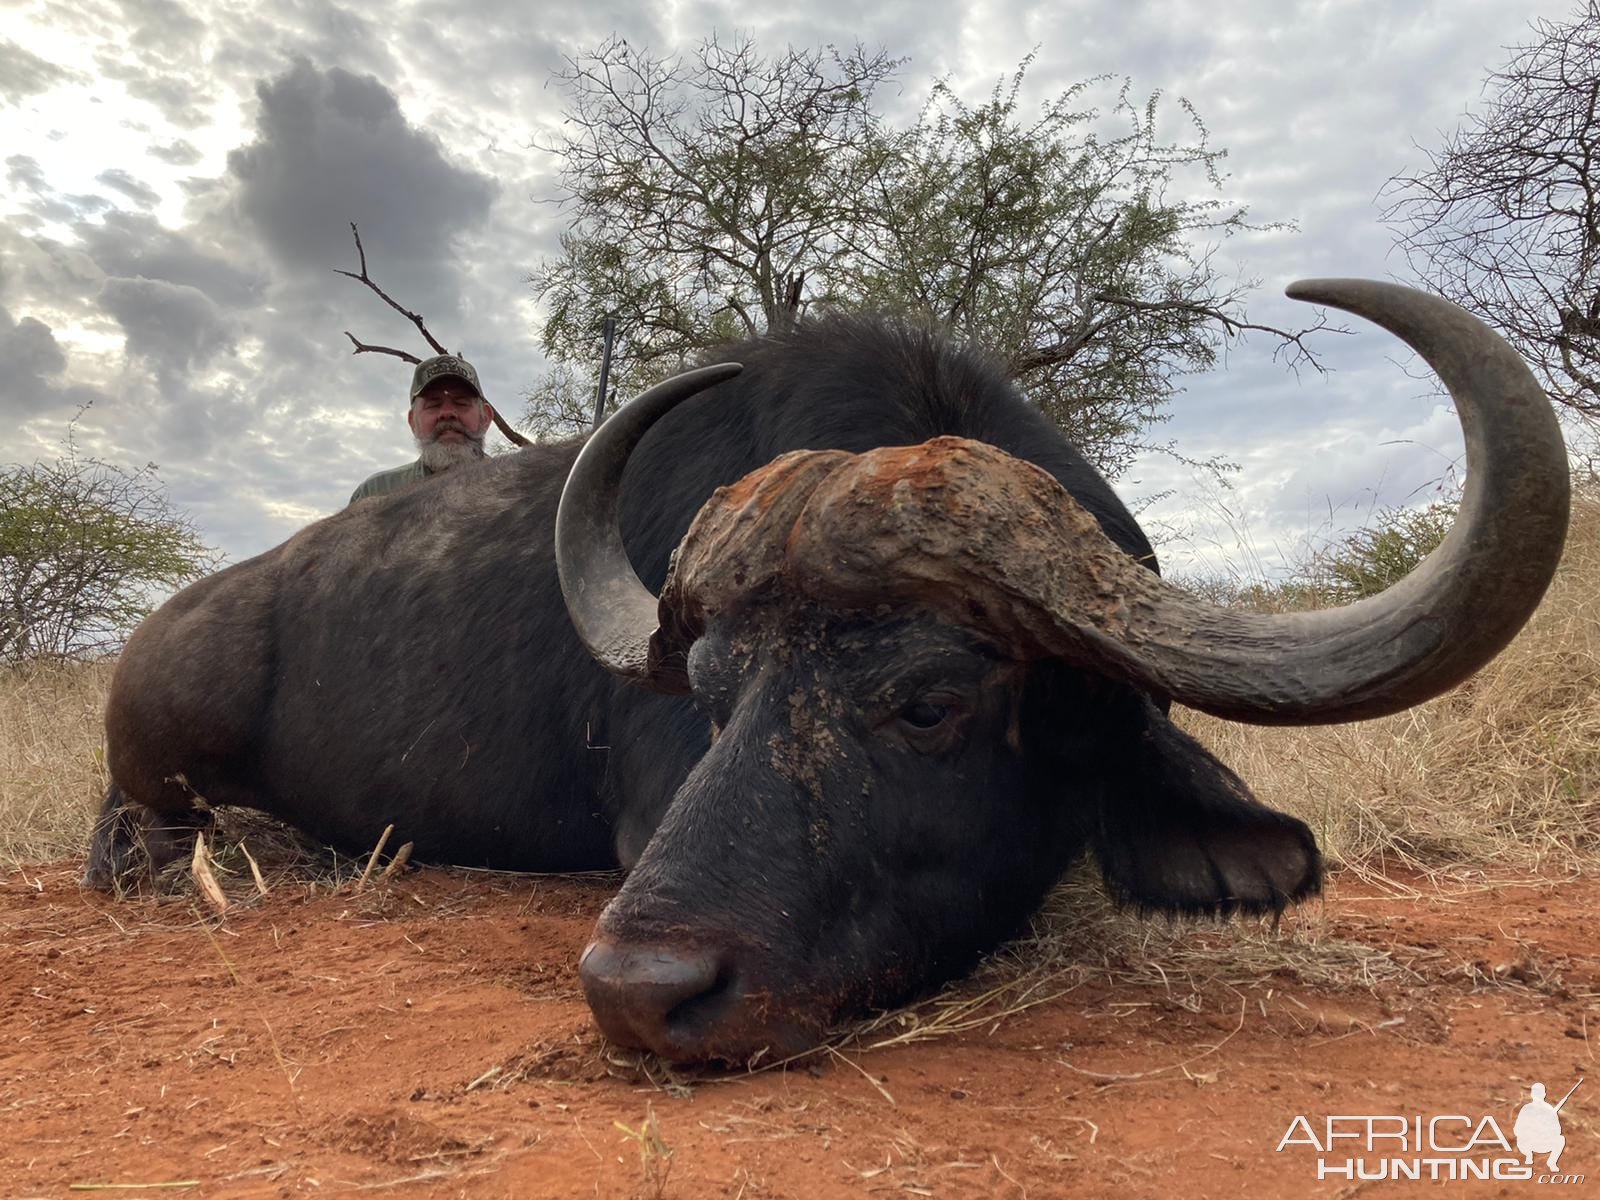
[0,0,1578,575]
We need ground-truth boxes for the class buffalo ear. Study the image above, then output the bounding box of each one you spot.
[1086,698,1322,915]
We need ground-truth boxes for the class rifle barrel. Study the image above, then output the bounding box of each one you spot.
[1554,1077,1584,1111]
[592,316,618,430]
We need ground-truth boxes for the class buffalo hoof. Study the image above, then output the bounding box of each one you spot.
[83,786,210,893]
[579,934,816,1065]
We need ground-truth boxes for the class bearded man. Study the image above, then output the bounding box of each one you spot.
[349,354,497,503]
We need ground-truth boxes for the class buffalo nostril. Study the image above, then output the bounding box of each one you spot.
[579,936,731,1055]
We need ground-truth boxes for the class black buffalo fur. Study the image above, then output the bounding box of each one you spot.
[90,315,1320,1042]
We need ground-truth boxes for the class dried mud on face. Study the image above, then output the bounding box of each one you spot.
[3,864,1596,1200]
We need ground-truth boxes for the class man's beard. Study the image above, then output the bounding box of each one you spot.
[416,421,487,471]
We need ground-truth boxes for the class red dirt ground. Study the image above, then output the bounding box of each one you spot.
[3,862,1595,1199]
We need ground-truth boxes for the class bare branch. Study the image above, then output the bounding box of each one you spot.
[337,224,530,447]
[336,222,449,356]
[488,409,530,447]
[342,332,421,364]
[1088,292,1345,373]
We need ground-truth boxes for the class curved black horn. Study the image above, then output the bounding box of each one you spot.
[556,363,743,691]
[1042,279,1570,723]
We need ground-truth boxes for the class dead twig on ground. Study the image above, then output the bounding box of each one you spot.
[355,824,394,892]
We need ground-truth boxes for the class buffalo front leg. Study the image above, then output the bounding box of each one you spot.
[83,783,213,893]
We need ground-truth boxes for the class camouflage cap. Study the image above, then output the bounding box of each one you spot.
[410,353,483,400]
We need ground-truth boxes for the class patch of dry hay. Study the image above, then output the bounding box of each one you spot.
[829,867,1414,1058]
[161,808,349,895]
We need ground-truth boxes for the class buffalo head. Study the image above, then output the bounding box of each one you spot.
[554,280,1569,1062]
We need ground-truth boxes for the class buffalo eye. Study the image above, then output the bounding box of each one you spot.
[901,701,950,730]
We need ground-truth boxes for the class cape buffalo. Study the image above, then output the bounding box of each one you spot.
[88,280,1568,1063]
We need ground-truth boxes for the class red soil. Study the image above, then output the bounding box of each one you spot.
[3,863,1594,1199]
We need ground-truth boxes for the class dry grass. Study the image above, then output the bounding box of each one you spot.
[0,659,112,869]
[614,1106,675,1199]
[160,808,351,898]
[828,866,1416,1058]
[1178,489,1600,873]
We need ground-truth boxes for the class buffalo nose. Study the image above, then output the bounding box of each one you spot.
[578,936,731,1058]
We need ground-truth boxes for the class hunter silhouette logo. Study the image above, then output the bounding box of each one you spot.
[1515,1080,1581,1172]
[1276,1076,1584,1184]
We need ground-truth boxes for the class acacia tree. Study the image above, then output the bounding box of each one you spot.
[0,440,216,662]
[1385,1,1600,419]
[528,35,900,435]
[530,38,1325,469]
[843,66,1322,475]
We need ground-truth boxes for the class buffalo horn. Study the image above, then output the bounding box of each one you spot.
[555,362,743,691]
[1034,279,1570,723]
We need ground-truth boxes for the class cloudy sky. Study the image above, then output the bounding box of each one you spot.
[0,0,1581,578]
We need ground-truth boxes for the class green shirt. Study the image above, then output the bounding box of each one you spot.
[348,459,434,504]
